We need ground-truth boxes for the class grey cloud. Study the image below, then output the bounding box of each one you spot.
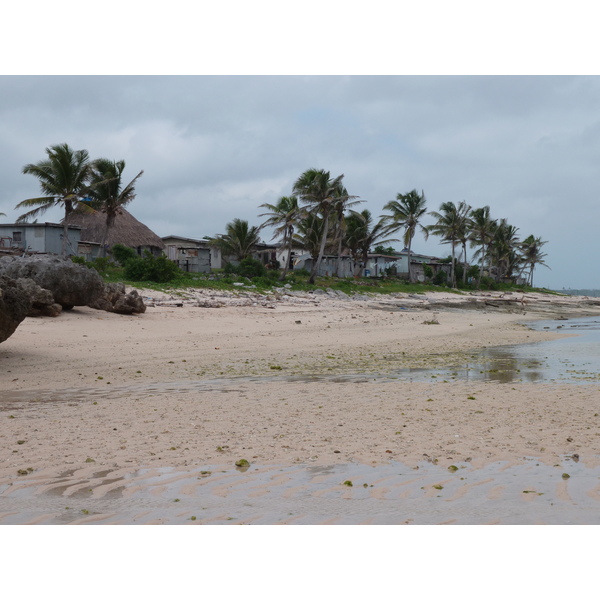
[1,75,598,289]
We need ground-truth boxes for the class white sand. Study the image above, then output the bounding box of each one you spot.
[1,289,599,523]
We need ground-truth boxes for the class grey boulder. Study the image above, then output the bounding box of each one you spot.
[0,255,104,309]
[0,276,33,343]
[89,283,146,314]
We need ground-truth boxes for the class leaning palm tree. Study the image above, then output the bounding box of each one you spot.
[292,168,354,284]
[293,213,329,265]
[490,219,520,282]
[87,159,144,257]
[330,184,362,277]
[383,189,428,283]
[258,195,303,280]
[15,143,94,255]
[456,201,472,284]
[520,235,549,287]
[208,218,262,262]
[427,201,470,288]
[468,206,496,287]
[344,209,399,277]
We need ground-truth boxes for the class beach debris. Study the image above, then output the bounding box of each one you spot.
[342,480,353,487]
[421,318,440,325]
[562,473,570,479]
[566,436,573,442]
[448,465,459,472]
[235,459,250,472]
[572,453,580,462]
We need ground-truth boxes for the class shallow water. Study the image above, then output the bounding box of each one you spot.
[1,457,597,524]
[394,316,600,384]
[2,317,599,407]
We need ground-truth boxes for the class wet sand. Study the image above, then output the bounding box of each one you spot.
[1,289,600,524]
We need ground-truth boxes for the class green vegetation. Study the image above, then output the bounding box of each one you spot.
[15,143,143,257]
[88,259,557,297]
[123,252,181,283]
[14,149,551,289]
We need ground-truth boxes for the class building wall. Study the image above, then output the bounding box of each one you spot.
[0,224,80,255]
[162,237,219,273]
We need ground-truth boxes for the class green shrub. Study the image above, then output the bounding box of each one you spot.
[252,276,275,288]
[90,257,111,275]
[479,275,498,290]
[432,270,447,286]
[237,257,267,279]
[124,252,181,283]
[224,258,267,279]
[111,244,138,266]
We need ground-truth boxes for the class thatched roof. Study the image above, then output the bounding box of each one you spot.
[65,208,164,250]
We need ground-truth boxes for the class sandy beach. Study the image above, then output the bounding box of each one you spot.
[2,288,600,524]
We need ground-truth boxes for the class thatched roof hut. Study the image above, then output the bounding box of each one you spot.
[65,208,165,256]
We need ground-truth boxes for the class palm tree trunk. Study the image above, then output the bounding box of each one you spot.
[336,234,343,277]
[280,230,292,281]
[407,238,413,283]
[309,213,330,285]
[477,243,485,288]
[62,199,74,256]
[451,242,457,288]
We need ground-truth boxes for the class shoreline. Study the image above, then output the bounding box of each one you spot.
[1,290,600,523]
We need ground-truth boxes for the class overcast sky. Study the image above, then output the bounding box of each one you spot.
[2,75,597,289]
[2,2,599,291]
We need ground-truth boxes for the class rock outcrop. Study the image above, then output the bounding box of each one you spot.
[0,255,104,309]
[14,277,62,317]
[89,283,146,314]
[0,276,33,343]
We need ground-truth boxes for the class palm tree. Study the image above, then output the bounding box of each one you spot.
[208,218,262,262]
[292,168,352,284]
[330,184,362,277]
[293,213,329,265]
[383,189,428,283]
[87,159,144,257]
[427,201,470,287]
[490,219,520,282]
[468,206,496,287]
[15,143,94,255]
[258,195,303,281]
[344,209,399,277]
[456,201,472,284]
[520,235,549,287]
